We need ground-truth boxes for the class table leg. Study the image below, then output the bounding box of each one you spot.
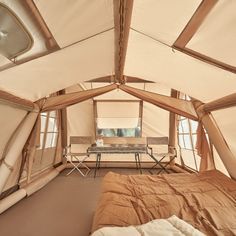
[94,153,99,178]
[98,153,101,169]
[137,153,142,174]
[135,153,138,169]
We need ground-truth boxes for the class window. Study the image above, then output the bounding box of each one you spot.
[39,111,58,149]
[95,101,142,137]
[178,116,200,171]
[97,125,141,137]
[177,94,200,171]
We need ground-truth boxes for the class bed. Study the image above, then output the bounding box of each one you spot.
[91,170,236,236]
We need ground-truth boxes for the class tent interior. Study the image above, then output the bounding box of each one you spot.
[0,0,236,235]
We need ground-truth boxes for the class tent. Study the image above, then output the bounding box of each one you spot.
[0,0,235,217]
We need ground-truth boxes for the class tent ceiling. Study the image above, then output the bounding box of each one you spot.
[131,0,201,46]
[33,0,114,48]
[124,30,236,102]
[0,30,114,101]
[187,0,236,67]
[0,0,235,104]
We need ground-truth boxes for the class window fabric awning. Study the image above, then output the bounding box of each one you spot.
[97,117,139,129]
[96,101,140,128]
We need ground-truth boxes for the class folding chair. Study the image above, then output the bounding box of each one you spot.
[146,137,176,174]
[65,136,92,176]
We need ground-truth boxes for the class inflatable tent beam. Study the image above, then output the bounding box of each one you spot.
[114,0,133,83]
[41,84,117,112]
[174,0,218,49]
[23,0,59,50]
[193,100,236,179]
[119,85,198,120]
[0,90,34,111]
[0,164,66,214]
[202,92,236,112]
[0,105,39,194]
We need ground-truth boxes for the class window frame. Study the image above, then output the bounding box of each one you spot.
[39,111,59,150]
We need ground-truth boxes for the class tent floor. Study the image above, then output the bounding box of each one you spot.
[0,168,175,236]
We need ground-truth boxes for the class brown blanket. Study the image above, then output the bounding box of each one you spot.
[92,170,236,236]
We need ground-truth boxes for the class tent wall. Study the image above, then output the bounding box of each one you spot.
[0,103,27,192]
[0,108,39,194]
[0,104,27,160]
[212,107,236,158]
[67,100,94,139]
[142,83,170,138]
[212,146,230,177]
[142,102,169,137]
[29,149,56,176]
[66,81,95,138]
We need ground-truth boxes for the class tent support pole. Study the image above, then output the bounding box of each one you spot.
[0,105,39,194]
[168,89,179,166]
[58,89,68,164]
[192,100,236,179]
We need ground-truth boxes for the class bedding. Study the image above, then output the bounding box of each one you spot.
[91,170,236,236]
[92,215,205,236]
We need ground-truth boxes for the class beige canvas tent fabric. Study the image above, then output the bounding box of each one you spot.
[131,0,202,46]
[212,107,236,158]
[0,104,27,160]
[34,0,114,48]
[0,0,236,216]
[0,30,114,101]
[124,30,236,102]
[187,0,236,66]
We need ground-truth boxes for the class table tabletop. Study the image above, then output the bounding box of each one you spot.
[87,144,147,154]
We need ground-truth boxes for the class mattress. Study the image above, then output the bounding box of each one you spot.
[91,170,236,236]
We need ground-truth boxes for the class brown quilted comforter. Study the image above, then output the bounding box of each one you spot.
[92,170,236,236]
